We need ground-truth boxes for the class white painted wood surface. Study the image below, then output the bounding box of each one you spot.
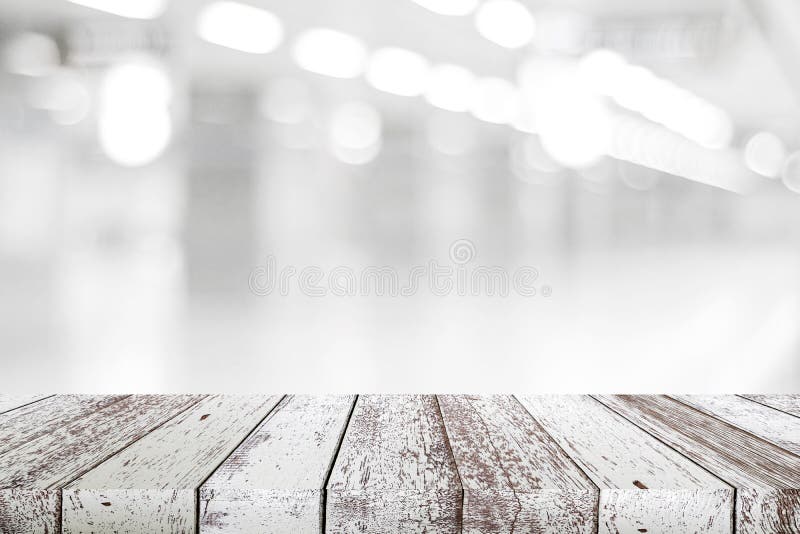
[2,394,799,533]
[517,395,733,534]
[0,395,50,414]
[199,395,355,534]
[672,395,800,456]
[63,394,282,534]
[595,395,800,534]
[0,395,126,456]
[438,395,598,534]
[0,394,201,534]
[326,395,462,533]
[740,394,800,418]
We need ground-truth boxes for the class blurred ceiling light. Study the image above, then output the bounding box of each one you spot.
[578,49,626,95]
[411,0,478,16]
[744,132,786,178]
[293,29,366,79]
[469,77,518,124]
[782,151,800,193]
[426,113,477,155]
[608,115,760,194]
[100,58,172,105]
[474,0,535,49]
[28,73,91,125]
[98,58,172,166]
[579,49,734,150]
[196,2,283,54]
[366,47,430,97]
[259,78,311,124]
[538,84,611,168]
[329,101,382,165]
[66,0,166,19]
[2,32,59,77]
[424,64,475,112]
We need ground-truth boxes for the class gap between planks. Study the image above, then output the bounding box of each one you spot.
[193,394,288,534]
[434,394,466,534]
[512,395,605,534]
[320,395,359,534]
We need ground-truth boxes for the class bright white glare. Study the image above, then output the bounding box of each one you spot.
[578,49,627,95]
[329,101,382,165]
[2,33,59,76]
[579,49,734,150]
[516,55,574,133]
[260,78,311,124]
[100,60,171,106]
[28,73,90,125]
[99,110,172,167]
[424,64,476,112]
[99,59,172,166]
[196,2,283,54]
[782,151,800,193]
[475,0,535,49]
[293,29,367,79]
[537,81,611,168]
[366,47,430,97]
[66,0,166,19]
[469,77,518,124]
[426,113,477,155]
[744,132,786,178]
[412,0,478,16]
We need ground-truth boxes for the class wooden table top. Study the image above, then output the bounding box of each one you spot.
[0,394,797,533]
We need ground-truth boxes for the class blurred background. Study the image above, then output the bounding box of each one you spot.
[1,0,799,392]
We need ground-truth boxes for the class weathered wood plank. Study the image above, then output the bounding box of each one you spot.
[672,395,800,456]
[0,394,202,534]
[0,395,128,456]
[595,394,800,534]
[199,395,355,533]
[326,395,462,533]
[0,395,50,415]
[438,395,598,534]
[517,395,734,534]
[63,394,282,534]
[740,394,800,418]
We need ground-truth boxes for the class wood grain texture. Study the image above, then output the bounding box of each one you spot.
[595,395,800,534]
[63,394,282,534]
[516,395,733,534]
[0,395,127,456]
[199,394,355,533]
[0,395,50,415]
[740,394,800,418]
[0,394,202,534]
[326,395,462,534]
[438,395,598,534]
[672,395,800,456]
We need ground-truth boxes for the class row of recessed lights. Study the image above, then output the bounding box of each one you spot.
[194,3,526,129]
[46,0,800,190]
